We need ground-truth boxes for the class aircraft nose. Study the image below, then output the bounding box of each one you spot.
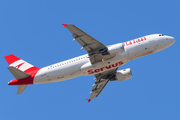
[167,36,175,45]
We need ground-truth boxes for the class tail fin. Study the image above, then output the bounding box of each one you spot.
[4,54,39,73]
[5,54,40,95]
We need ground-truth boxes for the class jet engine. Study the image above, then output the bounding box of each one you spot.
[111,68,132,81]
[102,43,125,56]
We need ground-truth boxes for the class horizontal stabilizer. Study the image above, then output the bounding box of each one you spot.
[17,85,28,95]
[7,66,31,80]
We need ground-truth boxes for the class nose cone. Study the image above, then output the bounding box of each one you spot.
[167,36,175,46]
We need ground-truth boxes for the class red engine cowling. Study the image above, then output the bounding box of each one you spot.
[115,68,132,81]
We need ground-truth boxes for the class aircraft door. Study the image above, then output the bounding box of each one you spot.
[40,69,48,83]
[57,73,64,79]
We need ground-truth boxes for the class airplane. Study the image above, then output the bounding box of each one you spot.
[5,24,175,102]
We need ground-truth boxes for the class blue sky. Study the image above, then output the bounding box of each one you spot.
[1,0,180,120]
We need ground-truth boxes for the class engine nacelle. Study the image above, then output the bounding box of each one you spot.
[114,68,132,81]
[103,43,125,55]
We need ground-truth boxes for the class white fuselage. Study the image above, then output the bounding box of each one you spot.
[33,34,175,84]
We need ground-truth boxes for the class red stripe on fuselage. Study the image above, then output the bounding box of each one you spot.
[24,66,40,74]
[9,77,34,85]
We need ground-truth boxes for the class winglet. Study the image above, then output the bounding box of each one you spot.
[62,24,68,28]
[86,99,91,102]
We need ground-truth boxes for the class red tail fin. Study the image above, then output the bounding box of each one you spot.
[4,54,21,65]
[4,54,39,73]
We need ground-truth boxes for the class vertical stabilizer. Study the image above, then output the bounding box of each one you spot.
[4,54,39,73]
[5,54,40,94]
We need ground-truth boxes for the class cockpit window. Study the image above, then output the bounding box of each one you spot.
[159,34,164,36]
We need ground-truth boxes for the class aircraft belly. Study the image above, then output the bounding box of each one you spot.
[47,65,82,83]
[34,64,83,84]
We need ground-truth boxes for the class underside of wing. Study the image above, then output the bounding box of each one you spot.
[64,24,115,64]
[65,24,106,52]
[90,79,109,100]
[87,68,118,101]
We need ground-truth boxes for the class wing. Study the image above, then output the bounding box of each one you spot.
[63,24,114,64]
[87,68,118,101]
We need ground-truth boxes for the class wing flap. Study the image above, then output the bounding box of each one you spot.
[87,68,118,101]
[90,79,109,100]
